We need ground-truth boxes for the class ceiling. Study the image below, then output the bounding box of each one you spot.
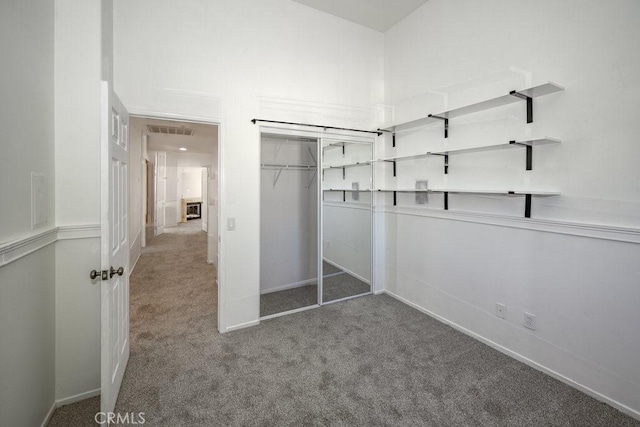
[291,0,428,32]
[132,117,218,154]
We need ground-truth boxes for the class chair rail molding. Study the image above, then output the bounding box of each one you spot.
[375,207,640,245]
[0,224,101,267]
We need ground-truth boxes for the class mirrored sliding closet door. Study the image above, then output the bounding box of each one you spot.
[320,135,373,304]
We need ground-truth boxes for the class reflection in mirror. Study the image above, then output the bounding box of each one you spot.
[260,133,319,317]
[321,138,372,303]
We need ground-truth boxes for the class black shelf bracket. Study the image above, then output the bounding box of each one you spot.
[342,145,345,156]
[429,114,449,138]
[393,191,397,206]
[444,192,449,210]
[342,167,345,180]
[509,91,533,123]
[509,141,533,170]
[525,194,532,218]
[431,153,449,174]
[392,133,396,148]
[343,191,346,202]
[383,160,396,177]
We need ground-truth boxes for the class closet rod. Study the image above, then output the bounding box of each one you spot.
[251,119,382,136]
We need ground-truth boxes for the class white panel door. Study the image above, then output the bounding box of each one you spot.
[100,80,130,414]
[154,151,166,236]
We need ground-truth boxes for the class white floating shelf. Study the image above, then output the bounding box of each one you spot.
[374,188,559,196]
[432,137,561,156]
[373,188,431,192]
[374,137,560,172]
[322,161,373,170]
[381,82,564,132]
[322,188,372,192]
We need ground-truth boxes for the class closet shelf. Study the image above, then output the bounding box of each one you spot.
[323,188,372,192]
[323,140,374,149]
[261,163,317,170]
[430,137,560,156]
[322,161,373,170]
[380,82,564,134]
[374,188,559,196]
[375,137,560,172]
[375,188,559,217]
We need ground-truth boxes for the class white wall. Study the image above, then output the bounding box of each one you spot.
[0,1,56,241]
[0,0,56,424]
[55,238,101,401]
[53,0,104,407]
[382,0,640,417]
[260,137,318,293]
[179,167,203,200]
[114,0,384,331]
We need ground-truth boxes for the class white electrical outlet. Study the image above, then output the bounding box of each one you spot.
[524,312,536,330]
[496,303,506,319]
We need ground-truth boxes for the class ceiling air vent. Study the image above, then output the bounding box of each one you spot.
[147,125,194,136]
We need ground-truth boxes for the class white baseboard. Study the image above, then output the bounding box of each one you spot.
[56,388,101,408]
[130,250,142,276]
[260,278,316,295]
[221,319,260,334]
[41,401,57,427]
[380,290,640,421]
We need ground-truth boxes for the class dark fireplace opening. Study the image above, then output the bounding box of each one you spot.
[186,202,201,220]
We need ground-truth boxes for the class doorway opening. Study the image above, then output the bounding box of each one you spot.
[129,117,219,266]
[128,116,220,320]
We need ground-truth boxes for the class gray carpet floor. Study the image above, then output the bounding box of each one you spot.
[48,220,640,426]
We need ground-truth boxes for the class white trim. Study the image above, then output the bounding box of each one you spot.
[260,278,317,295]
[0,227,57,267]
[57,224,101,240]
[56,388,101,408]
[129,230,142,275]
[380,290,640,421]
[376,206,640,244]
[259,304,320,321]
[0,225,102,268]
[40,401,56,427]
[221,319,260,334]
[130,250,142,276]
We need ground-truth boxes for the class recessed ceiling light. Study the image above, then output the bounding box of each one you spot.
[179,147,187,151]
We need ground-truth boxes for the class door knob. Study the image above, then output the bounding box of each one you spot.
[110,266,124,278]
[90,269,108,280]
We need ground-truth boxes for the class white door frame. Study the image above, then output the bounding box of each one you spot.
[128,110,225,332]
